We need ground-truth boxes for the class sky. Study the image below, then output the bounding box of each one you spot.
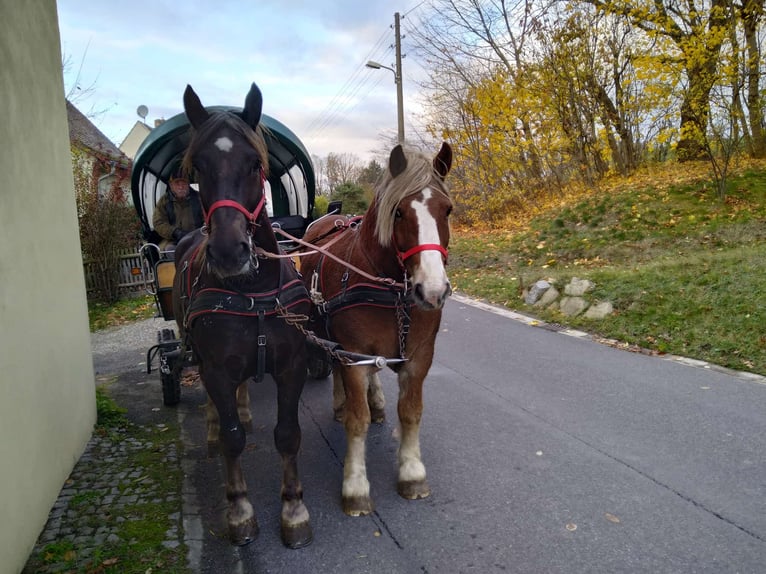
[56,0,429,163]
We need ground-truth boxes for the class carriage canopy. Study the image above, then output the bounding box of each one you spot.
[131,106,316,242]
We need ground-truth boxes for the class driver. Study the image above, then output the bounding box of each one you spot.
[153,169,204,251]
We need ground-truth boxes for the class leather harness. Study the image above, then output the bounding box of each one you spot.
[181,242,310,382]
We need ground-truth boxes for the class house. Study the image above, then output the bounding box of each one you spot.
[119,119,152,160]
[66,100,132,203]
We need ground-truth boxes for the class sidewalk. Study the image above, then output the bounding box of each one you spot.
[22,318,190,574]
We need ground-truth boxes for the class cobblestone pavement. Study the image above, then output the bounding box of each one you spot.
[22,316,189,573]
[22,427,184,573]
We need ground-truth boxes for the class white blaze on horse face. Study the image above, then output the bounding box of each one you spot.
[410,188,449,305]
[214,136,234,153]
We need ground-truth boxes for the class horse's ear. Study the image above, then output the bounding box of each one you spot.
[184,85,209,129]
[243,83,263,129]
[389,144,407,178]
[433,142,452,179]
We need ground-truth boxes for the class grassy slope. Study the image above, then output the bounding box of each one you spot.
[450,160,766,376]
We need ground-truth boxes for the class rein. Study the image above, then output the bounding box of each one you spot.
[270,226,408,290]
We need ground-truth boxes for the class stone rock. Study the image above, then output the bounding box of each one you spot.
[564,277,595,297]
[560,296,589,317]
[584,301,614,319]
[536,285,560,307]
[525,280,551,305]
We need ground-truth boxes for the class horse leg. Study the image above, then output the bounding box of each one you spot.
[273,366,313,548]
[332,369,345,422]
[340,365,374,516]
[207,381,251,455]
[336,369,384,423]
[204,395,220,457]
[205,372,258,545]
[368,370,386,423]
[237,381,253,433]
[396,361,431,500]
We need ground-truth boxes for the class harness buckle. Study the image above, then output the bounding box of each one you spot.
[310,270,325,306]
[257,335,266,347]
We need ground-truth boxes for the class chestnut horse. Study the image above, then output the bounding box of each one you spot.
[172,83,312,548]
[300,143,453,516]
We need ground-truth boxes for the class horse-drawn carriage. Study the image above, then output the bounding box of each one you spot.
[132,102,332,405]
[132,82,454,547]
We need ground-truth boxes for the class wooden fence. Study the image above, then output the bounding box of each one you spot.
[83,248,153,296]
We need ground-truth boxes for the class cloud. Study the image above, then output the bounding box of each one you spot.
[57,0,425,159]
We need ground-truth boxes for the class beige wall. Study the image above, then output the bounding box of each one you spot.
[0,1,96,572]
[119,121,152,160]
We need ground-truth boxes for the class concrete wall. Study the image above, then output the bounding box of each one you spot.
[0,1,96,572]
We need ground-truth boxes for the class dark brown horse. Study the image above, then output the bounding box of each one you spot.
[300,143,453,516]
[172,83,312,548]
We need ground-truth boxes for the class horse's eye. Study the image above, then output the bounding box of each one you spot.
[395,209,402,220]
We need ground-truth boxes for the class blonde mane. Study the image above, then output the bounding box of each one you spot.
[374,146,451,247]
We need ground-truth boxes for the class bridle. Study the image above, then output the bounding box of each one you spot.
[200,168,267,234]
[397,243,448,265]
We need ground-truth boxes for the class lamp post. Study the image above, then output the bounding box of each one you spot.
[366,59,404,144]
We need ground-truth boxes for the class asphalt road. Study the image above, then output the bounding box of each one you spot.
[100,295,766,574]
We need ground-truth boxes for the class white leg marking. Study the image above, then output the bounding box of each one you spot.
[282,499,310,526]
[343,435,370,498]
[215,136,234,152]
[398,426,426,483]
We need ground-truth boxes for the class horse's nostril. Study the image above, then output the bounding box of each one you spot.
[414,283,425,301]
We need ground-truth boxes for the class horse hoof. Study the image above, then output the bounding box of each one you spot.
[281,521,313,549]
[342,495,374,517]
[229,517,259,546]
[398,480,431,500]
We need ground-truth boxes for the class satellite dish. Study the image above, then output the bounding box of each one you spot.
[136,105,148,121]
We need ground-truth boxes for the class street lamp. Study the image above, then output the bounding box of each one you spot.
[366,59,404,144]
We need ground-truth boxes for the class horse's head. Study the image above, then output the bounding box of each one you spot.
[182,83,269,279]
[376,143,453,310]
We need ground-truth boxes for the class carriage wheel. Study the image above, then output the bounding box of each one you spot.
[161,365,182,406]
[158,328,177,343]
[158,329,181,406]
[307,354,333,380]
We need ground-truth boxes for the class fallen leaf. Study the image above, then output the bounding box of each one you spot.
[64,550,77,561]
[103,557,119,566]
[373,530,381,537]
[605,513,621,524]
[565,523,577,531]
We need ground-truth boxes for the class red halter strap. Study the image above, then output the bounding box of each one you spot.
[204,195,265,229]
[398,243,449,263]
[202,170,267,229]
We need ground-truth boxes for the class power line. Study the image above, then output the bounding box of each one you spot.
[305,25,394,139]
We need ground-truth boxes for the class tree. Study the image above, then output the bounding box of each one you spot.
[331,182,369,215]
[325,152,362,191]
[72,147,138,302]
[357,159,384,188]
[580,0,733,162]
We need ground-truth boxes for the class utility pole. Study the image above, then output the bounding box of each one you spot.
[394,11,405,145]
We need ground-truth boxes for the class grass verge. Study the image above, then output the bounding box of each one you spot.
[88,294,157,332]
[450,162,766,377]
